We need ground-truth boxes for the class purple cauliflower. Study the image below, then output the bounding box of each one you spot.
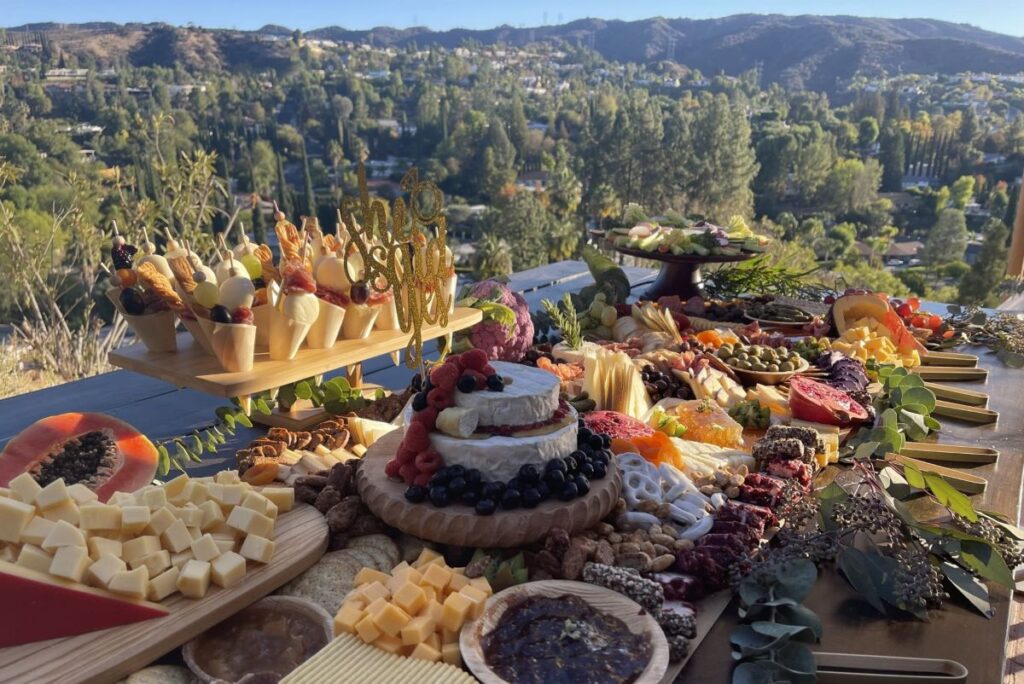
[456,279,534,361]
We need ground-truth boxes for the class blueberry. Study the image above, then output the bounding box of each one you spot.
[521,488,542,508]
[506,477,522,492]
[563,456,579,473]
[601,434,612,448]
[518,464,540,484]
[569,449,587,463]
[457,374,477,393]
[545,459,567,473]
[424,377,434,392]
[447,465,466,479]
[428,486,450,507]
[578,427,594,443]
[210,305,232,323]
[404,485,427,503]
[486,374,504,391]
[587,433,604,449]
[461,489,479,506]
[429,469,450,488]
[410,374,424,392]
[465,468,482,485]
[559,481,579,501]
[447,476,467,497]
[475,498,497,516]
[536,481,551,500]
[580,462,595,478]
[574,475,590,495]
[579,444,595,457]
[545,469,566,488]
[578,418,587,429]
[501,488,522,510]
[411,392,429,412]
[598,448,614,461]
[482,482,506,499]
[591,463,607,480]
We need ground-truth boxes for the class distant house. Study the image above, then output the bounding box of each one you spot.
[856,240,923,266]
[67,124,103,136]
[168,84,207,97]
[527,121,548,132]
[45,68,88,80]
[374,119,416,136]
[516,170,549,193]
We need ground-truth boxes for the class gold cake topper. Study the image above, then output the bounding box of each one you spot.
[339,163,453,368]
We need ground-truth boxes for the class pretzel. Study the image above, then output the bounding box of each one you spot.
[168,256,197,294]
[255,244,280,284]
[622,469,662,508]
[275,219,302,262]
[136,262,184,311]
[322,234,339,253]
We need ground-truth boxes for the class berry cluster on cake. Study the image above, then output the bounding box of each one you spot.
[386,350,612,516]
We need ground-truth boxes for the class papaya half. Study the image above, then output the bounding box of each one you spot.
[829,292,927,354]
[0,413,159,502]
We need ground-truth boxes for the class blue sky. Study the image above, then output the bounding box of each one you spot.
[3,0,1022,35]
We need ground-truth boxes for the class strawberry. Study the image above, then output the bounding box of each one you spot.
[384,458,402,479]
[429,362,460,392]
[404,422,431,452]
[427,387,453,411]
[415,449,443,472]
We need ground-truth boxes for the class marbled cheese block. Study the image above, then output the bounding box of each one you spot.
[454,361,559,427]
[427,409,578,482]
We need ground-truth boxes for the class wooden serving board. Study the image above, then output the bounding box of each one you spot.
[357,431,622,548]
[909,366,988,382]
[920,350,978,367]
[901,442,999,465]
[886,454,988,494]
[923,382,988,407]
[108,308,482,399]
[0,504,328,684]
[932,399,999,424]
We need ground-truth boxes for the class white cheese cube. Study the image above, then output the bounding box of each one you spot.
[210,551,246,589]
[121,505,151,535]
[87,536,123,561]
[0,544,15,563]
[207,521,242,539]
[0,487,9,498]
[181,481,209,505]
[198,500,225,530]
[213,537,236,554]
[162,474,190,500]
[225,507,274,539]
[16,544,53,574]
[131,549,171,576]
[145,507,176,536]
[141,487,168,511]
[188,526,202,541]
[161,519,192,553]
[176,505,204,528]
[261,487,294,513]
[190,533,221,562]
[8,473,42,505]
[50,545,91,582]
[213,484,245,508]
[148,566,180,601]
[41,519,86,551]
[214,470,241,485]
[169,550,194,569]
[241,492,274,517]
[176,560,211,599]
[86,553,127,587]
[107,491,136,507]
[108,567,149,600]
[239,534,276,564]
[40,500,80,525]
[19,515,55,546]
[79,503,122,530]
[0,497,36,543]
[66,483,99,505]
[35,479,72,511]
[122,535,161,563]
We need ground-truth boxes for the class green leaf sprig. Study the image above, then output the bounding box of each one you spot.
[847,364,939,459]
[155,398,269,476]
[540,292,583,350]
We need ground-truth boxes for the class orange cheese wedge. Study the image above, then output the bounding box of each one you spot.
[0,561,167,646]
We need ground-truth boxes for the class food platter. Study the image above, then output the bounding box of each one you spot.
[460,580,670,684]
[356,431,622,548]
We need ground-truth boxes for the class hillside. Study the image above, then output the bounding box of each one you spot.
[6,14,1024,89]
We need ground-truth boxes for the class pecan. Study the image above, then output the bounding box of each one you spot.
[544,528,571,559]
[328,429,351,450]
[291,431,313,449]
[325,495,361,533]
[295,475,328,491]
[561,540,588,581]
[326,463,354,494]
[572,536,597,557]
[294,484,320,506]
[305,433,324,451]
[650,533,675,547]
[650,554,676,572]
[615,551,652,572]
[314,485,342,514]
[267,427,291,443]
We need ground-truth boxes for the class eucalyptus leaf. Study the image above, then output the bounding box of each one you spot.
[749,621,814,643]
[924,415,941,431]
[732,661,789,684]
[959,540,1015,589]
[729,625,787,657]
[738,581,769,606]
[157,444,171,477]
[190,433,204,455]
[901,387,936,412]
[941,561,994,618]
[235,412,253,428]
[923,473,977,522]
[880,408,899,428]
[774,559,818,603]
[255,397,272,414]
[776,642,817,676]
[854,440,881,460]
[903,461,926,490]
[773,604,825,640]
[879,466,912,499]
[837,548,887,614]
[295,381,313,400]
[895,374,925,389]
[997,348,1024,369]
[817,481,850,532]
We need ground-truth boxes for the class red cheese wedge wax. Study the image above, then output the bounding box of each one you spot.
[0,561,167,647]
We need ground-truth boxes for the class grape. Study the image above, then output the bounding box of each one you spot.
[588,300,605,318]
[592,325,612,339]
[193,281,220,308]
[594,292,607,303]
[600,307,617,327]
[240,254,262,279]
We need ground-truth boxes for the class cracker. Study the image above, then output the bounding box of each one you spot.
[348,534,400,570]
[341,547,379,574]
[277,550,361,614]
[126,666,198,684]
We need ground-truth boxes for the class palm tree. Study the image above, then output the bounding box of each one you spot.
[474,232,513,280]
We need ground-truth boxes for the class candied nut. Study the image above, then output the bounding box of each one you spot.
[580,530,599,541]
[573,536,598,557]
[612,499,627,516]
[325,495,361,533]
[326,463,353,493]
[615,551,652,572]
[293,484,319,506]
[737,464,749,476]
[729,474,745,487]
[267,427,291,442]
[725,486,740,499]
[653,544,670,556]
[465,555,493,579]
[673,539,695,552]
[636,500,659,514]
[328,429,351,450]
[648,524,662,535]
[651,554,676,572]
[561,540,588,580]
[533,550,561,578]
[617,542,641,555]
[291,432,313,449]
[699,485,717,496]
[295,475,329,491]
[640,542,656,556]
[595,539,615,565]
[314,485,342,514]
[714,470,729,486]
[607,532,623,544]
[595,522,615,537]
[655,503,672,519]
[306,433,324,451]
[650,533,674,546]
[545,528,571,559]
[661,524,678,538]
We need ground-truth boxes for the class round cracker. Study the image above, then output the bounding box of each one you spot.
[395,533,426,564]
[126,665,198,684]
[341,547,379,573]
[349,534,400,568]
[278,551,361,614]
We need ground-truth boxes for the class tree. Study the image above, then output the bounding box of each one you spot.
[248,140,276,195]
[544,143,581,221]
[300,139,315,218]
[479,117,517,199]
[685,93,759,219]
[858,116,880,146]
[478,192,551,271]
[923,209,968,265]
[958,218,1009,305]
[473,232,513,280]
[818,158,881,216]
[275,150,293,218]
[949,175,975,210]
[879,126,905,192]
[987,186,1010,223]
[958,107,979,146]
[823,222,857,262]
[507,93,529,160]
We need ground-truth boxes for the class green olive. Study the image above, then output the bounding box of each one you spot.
[779,361,794,372]
[768,363,780,373]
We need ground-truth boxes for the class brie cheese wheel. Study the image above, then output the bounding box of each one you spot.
[281,292,320,326]
[435,407,479,438]
[453,361,559,427]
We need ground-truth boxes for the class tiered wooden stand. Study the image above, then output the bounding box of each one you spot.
[108,307,483,429]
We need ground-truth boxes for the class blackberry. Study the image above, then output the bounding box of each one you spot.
[486,374,505,391]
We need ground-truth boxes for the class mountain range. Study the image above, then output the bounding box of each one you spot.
[7,15,1024,91]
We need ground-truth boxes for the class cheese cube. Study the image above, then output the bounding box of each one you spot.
[393,582,428,616]
[35,479,72,511]
[188,526,202,541]
[109,566,150,600]
[225,507,274,538]
[41,519,86,551]
[16,544,53,574]
[409,641,441,662]
[214,470,241,485]
[334,603,365,635]
[460,585,489,619]
[141,487,169,511]
[374,633,405,655]
[388,567,423,594]
[210,551,246,588]
[241,491,273,516]
[190,534,221,562]
[8,473,42,505]
[420,563,452,591]
[109,491,137,507]
[413,548,443,569]
[121,505,151,535]
[161,519,193,553]
[441,627,460,645]
[441,642,462,667]
[88,536,123,561]
[162,474,189,500]
[66,483,99,505]
[170,550,194,569]
[181,481,209,505]
[354,567,390,587]
[131,549,171,576]
[0,487,9,498]
[213,484,245,507]
[439,592,472,632]
[176,505,204,528]
[80,504,122,530]
[40,499,80,525]
[19,515,55,546]
[359,581,390,604]
[148,566,181,601]
[146,507,177,536]
[238,535,276,564]
[372,603,411,637]
[261,487,294,513]
[86,553,127,587]
[122,537,161,566]
[400,614,436,646]
[50,545,91,582]
[469,576,493,597]
[448,572,469,592]
[365,597,389,617]
[176,560,211,598]
[425,632,441,652]
[198,500,225,530]
[355,614,381,643]
[207,521,242,539]
[213,538,236,554]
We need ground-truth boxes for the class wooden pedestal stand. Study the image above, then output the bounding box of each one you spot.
[108,307,482,429]
[612,245,755,300]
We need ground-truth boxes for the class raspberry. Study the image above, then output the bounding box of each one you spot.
[404,422,430,452]
[427,387,453,411]
[411,406,438,429]
[465,369,487,390]
[429,363,459,392]
[384,458,402,479]
[399,463,418,484]
[482,364,496,376]
[413,472,433,488]
[461,349,489,372]
[396,445,417,465]
[415,449,443,472]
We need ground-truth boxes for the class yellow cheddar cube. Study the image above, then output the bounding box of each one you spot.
[108,566,150,600]
[214,470,241,485]
[388,566,422,593]
[448,572,469,592]
[260,487,294,513]
[400,614,436,646]
[132,549,171,576]
[393,581,427,616]
[120,505,151,535]
[372,603,411,637]
[334,602,365,635]
[359,580,390,604]
[469,576,492,596]
[176,559,211,599]
[439,591,472,632]
[79,503,122,530]
[19,515,55,546]
[460,585,489,619]
[441,642,462,667]
[355,614,381,643]
[413,548,444,569]
[16,544,53,574]
[239,534,276,564]
[35,479,72,511]
[420,563,452,591]
[365,596,389,617]
[409,641,441,662]
[210,551,246,588]
[190,533,222,563]
[86,553,127,587]
[421,598,442,622]
[198,500,225,531]
[374,633,405,655]
[122,535,161,563]
[0,497,36,543]
[225,507,274,538]
[148,566,181,601]
[420,585,437,607]
[354,567,390,587]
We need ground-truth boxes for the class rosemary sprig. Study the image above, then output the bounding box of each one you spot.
[541,292,583,350]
